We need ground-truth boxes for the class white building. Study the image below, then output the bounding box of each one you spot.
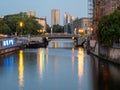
[64,12,74,25]
[73,17,92,36]
[64,12,75,33]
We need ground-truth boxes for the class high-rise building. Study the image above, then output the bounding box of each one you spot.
[64,12,75,25]
[51,9,60,26]
[64,12,75,33]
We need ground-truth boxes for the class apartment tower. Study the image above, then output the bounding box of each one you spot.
[51,9,60,26]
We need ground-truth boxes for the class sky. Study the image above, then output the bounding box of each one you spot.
[0,0,88,25]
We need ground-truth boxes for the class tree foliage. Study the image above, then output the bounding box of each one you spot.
[46,24,64,33]
[0,12,43,35]
[46,24,51,33]
[0,18,11,34]
[98,6,120,46]
[52,24,64,33]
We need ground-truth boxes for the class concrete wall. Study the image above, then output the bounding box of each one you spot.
[89,40,120,64]
[100,46,120,64]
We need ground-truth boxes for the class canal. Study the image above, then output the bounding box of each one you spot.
[0,39,120,90]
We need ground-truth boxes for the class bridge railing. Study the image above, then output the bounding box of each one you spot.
[40,33,80,37]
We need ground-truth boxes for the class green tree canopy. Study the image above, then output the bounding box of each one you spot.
[46,24,51,33]
[0,18,11,34]
[2,12,43,35]
[52,24,64,33]
[98,6,120,46]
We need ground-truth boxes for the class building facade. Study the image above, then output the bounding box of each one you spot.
[73,18,92,36]
[51,9,60,26]
[93,0,120,32]
[64,12,75,25]
[64,12,75,33]
[36,17,47,32]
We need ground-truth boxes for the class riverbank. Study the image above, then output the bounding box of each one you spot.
[0,36,27,55]
[89,40,120,64]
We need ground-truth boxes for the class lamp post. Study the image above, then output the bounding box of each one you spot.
[19,21,23,36]
[51,27,52,35]
[74,28,76,35]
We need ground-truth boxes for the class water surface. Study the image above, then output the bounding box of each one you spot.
[0,39,120,90]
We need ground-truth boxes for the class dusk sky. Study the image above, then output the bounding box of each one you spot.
[0,0,88,25]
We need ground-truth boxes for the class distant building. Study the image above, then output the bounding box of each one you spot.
[27,10,36,17]
[73,17,92,36]
[51,9,60,26]
[64,12,75,25]
[36,17,47,31]
[63,12,75,33]
[0,16,4,19]
[79,18,92,36]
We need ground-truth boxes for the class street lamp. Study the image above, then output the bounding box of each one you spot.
[19,22,23,27]
[51,27,52,35]
[19,21,23,36]
[78,29,84,36]
[74,28,76,35]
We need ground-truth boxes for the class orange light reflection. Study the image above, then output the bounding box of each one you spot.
[77,48,84,82]
[72,47,75,68]
[37,48,45,79]
[18,50,24,88]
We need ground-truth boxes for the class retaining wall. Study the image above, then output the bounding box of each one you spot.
[89,40,120,64]
[100,46,120,64]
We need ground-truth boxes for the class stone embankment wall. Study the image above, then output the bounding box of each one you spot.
[89,40,120,64]
[100,46,120,64]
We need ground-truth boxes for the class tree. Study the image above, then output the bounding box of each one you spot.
[97,6,120,46]
[0,18,11,34]
[46,24,51,33]
[52,24,64,33]
[3,12,43,35]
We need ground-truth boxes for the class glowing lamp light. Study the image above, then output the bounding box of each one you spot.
[19,22,23,27]
[78,29,84,35]
[40,30,43,33]
[79,29,83,33]
[90,28,93,31]
[72,37,74,40]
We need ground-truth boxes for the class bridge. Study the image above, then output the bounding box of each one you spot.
[17,33,86,46]
[35,33,79,39]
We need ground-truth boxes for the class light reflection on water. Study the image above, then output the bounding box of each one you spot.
[37,48,45,79]
[0,39,120,90]
[77,48,84,87]
[48,39,74,48]
[18,50,24,89]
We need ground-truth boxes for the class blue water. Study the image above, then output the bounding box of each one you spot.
[0,39,120,90]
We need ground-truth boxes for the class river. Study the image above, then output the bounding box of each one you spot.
[0,39,120,90]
